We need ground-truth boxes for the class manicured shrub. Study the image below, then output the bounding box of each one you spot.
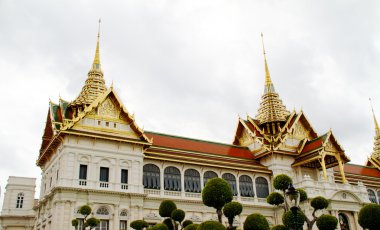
[159,200,177,218]
[130,220,149,230]
[78,205,92,216]
[163,218,176,230]
[266,192,284,206]
[182,220,193,228]
[171,209,186,223]
[223,201,243,229]
[282,210,305,230]
[197,221,226,230]
[310,196,329,210]
[358,203,380,230]
[243,213,269,230]
[297,189,308,202]
[86,217,100,228]
[152,223,169,230]
[273,174,292,191]
[184,224,198,230]
[202,178,233,222]
[71,219,79,227]
[270,225,286,230]
[316,214,338,230]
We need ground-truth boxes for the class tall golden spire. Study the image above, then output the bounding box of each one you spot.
[370,98,380,136]
[92,19,101,71]
[255,34,289,125]
[369,98,380,161]
[70,19,107,108]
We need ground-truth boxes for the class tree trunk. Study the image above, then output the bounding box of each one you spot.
[217,209,223,223]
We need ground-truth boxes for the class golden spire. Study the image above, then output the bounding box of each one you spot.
[255,34,289,125]
[92,19,101,71]
[70,19,107,108]
[369,98,380,160]
[370,98,380,136]
[261,33,273,91]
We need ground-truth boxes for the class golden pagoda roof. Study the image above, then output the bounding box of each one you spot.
[255,34,290,125]
[71,20,107,107]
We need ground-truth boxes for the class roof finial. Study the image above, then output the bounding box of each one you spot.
[370,98,380,135]
[92,18,101,71]
[261,33,272,87]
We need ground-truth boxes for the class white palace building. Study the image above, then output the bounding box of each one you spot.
[1,31,380,230]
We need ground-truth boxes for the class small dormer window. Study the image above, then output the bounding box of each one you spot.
[98,121,101,126]
[106,122,109,127]
[114,123,117,128]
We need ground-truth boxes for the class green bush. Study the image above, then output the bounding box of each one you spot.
[159,200,177,218]
[197,221,226,230]
[297,188,308,202]
[202,178,233,210]
[152,223,170,230]
[270,225,286,230]
[223,201,243,219]
[282,210,305,230]
[71,219,79,227]
[163,218,176,230]
[86,217,100,228]
[310,196,329,210]
[273,174,292,191]
[130,220,149,230]
[358,204,380,230]
[184,224,199,230]
[316,214,338,230]
[266,192,284,206]
[171,209,186,223]
[78,205,92,216]
[243,213,269,230]
[182,220,193,228]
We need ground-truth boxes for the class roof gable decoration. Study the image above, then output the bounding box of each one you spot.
[285,111,318,140]
[61,87,152,143]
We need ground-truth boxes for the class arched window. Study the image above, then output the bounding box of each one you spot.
[96,206,109,215]
[377,190,380,203]
[16,193,24,208]
[184,169,201,193]
[164,166,181,191]
[203,171,218,186]
[256,177,269,198]
[239,175,254,197]
[338,213,350,230]
[222,173,238,196]
[368,189,377,203]
[143,164,160,189]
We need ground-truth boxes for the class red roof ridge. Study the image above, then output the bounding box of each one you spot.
[145,131,247,149]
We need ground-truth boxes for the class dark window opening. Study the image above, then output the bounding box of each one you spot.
[256,177,269,198]
[164,166,181,191]
[143,164,160,189]
[222,173,238,196]
[100,167,109,182]
[239,175,254,197]
[79,165,87,180]
[203,171,218,186]
[184,169,201,193]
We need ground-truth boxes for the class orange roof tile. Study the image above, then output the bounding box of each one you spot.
[301,136,324,154]
[334,164,380,178]
[146,132,254,160]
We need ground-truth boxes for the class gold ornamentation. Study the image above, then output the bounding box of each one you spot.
[98,98,117,117]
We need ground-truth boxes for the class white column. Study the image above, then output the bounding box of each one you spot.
[353,212,361,230]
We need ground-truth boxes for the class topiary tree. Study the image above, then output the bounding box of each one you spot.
[270,225,287,230]
[171,209,185,229]
[297,188,307,202]
[282,209,306,230]
[316,214,338,230]
[182,220,193,229]
[151,223,170,230]
[266,192,284,206]
[202,178,233,223]
[197,221,226,230]
[306,196,329,229]
[71,205,100,230]
[223,201,243,230]
[273,174,293,192]
[183,224,198,230]
[163,218,177,230]
[358,203,380,230]
[130,220,149,230]
[159,200,178,218]
[243,213,269,230]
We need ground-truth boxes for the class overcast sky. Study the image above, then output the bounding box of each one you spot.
[0,0,380,201]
